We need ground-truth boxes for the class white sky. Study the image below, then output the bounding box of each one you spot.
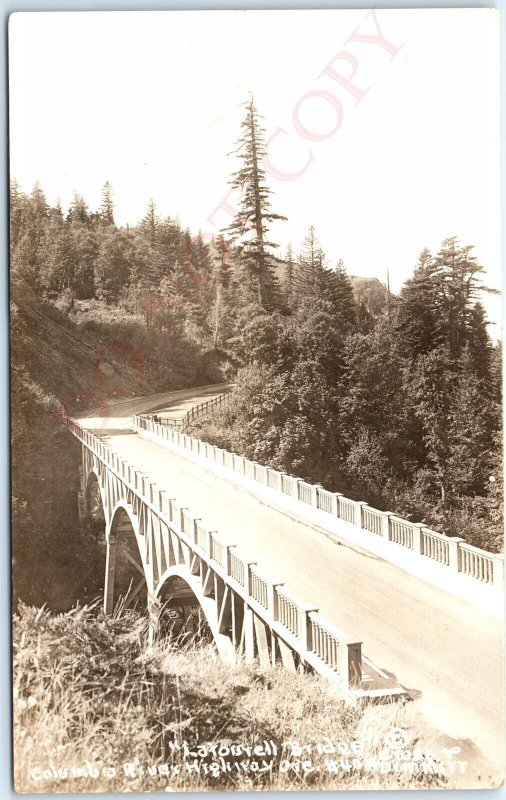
[8,9,501,331]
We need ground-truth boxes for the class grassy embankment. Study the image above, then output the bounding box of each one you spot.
[14,603,451,793]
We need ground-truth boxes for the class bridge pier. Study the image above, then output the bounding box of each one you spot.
[243,605,255,663]
[104,534,117,615]
[77,490,88,523]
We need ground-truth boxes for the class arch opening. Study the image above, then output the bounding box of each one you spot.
[109,507,147,612]
[85,473,105,533]
[156,575,214,648]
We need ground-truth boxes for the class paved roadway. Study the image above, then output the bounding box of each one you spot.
[81,388,505,781]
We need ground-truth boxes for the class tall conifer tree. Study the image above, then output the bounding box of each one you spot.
[225,96,286,309]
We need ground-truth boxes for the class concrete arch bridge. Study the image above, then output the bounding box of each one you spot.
[67,384,504,775]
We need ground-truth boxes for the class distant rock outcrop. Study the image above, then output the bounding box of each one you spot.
[350,276,390,317]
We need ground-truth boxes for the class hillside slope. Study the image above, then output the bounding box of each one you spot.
[10,283,225,608]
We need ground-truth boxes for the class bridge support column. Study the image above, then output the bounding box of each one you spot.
[104,534,117,616]
[243,605,255,663]
[77,490,87,523]
[148,594,161,646]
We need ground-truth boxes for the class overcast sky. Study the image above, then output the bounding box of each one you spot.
[9,9,501,331]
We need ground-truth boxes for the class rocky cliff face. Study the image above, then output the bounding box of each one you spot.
[350,276,390,317]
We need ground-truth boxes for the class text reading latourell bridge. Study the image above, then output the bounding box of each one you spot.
[67,384,504,775]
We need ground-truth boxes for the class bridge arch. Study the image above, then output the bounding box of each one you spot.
[104,501,149,615]
[155,567,235,662]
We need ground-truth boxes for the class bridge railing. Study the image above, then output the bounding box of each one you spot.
[133,414,504,590]
[150,391,231,432]
[68,417,362,689]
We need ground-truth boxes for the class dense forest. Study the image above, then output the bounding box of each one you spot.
[11,97,503,560]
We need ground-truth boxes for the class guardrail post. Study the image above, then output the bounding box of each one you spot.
[448,537,465,571]
[148,482,156,505]
[226,544,237,577]
[207,530,217,558]
[298,604,319,651]
[267,581,284,622]
[492,555,504,589]
[310,485,318,507]
[330,492,342,516]
[381,512,393,540]
[179,507,188,533]
[267,469,281,490]
[133,470,141,493]
[354,502,367,528]
[244,562,257,595]
[192,519,202,546]
[158,491,172,517]
[341,641,362,686]
[412,523,425,555]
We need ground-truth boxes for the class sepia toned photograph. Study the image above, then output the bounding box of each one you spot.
[9,8,504,793]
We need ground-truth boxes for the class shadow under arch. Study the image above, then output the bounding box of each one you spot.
[155,567,235,663]
[107,501,148,613]
[85,469,106,530]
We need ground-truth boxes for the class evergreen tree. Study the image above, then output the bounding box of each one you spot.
[225,96,286,309]
[446,351,494,497]
[433,237,486,360]
[94,229,133,301]
[211,235,232,347]
[283,243,295,309]
[67,192,90,225]
[467,302,493,384]
[39,216,76,293]
[328,259,356,336]
[138,199,159,247]
[99,181,115,226]
[395,248,443,359]
[409,346,457,509]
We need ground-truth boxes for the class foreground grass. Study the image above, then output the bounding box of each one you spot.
[14,603,450,793]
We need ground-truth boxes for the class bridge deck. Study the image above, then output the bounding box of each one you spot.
[79,379,503,780]
[87,424,504,775]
